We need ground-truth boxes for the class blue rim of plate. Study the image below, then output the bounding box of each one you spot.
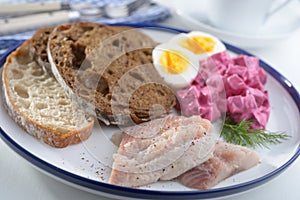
[0,23,300,199]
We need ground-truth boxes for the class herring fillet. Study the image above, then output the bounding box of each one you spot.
[178,142,260,189]
[109,115,215,187]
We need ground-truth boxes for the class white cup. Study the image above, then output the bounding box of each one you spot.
[208,0,293,34]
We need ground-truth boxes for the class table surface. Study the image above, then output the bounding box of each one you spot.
[1,1,300,199]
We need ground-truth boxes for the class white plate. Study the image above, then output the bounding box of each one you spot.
[0,25,300,199]
[172,0,300,48]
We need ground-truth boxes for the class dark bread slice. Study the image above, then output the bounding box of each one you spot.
[30,26,54,72]
[47,22,176,125]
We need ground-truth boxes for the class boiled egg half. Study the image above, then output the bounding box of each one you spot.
[175,31,226,56]
[152,31,226,90]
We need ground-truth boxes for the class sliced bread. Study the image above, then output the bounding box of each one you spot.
[1,39,94,148]
[30,26,54,72]
[47,22,176,125]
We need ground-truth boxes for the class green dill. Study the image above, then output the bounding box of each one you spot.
[220,117,290,148]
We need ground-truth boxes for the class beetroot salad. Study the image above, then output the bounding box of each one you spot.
[176,51,270,129]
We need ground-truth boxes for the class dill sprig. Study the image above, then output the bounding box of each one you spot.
[220,117,290,148]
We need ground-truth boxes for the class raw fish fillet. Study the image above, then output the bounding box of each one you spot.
[178,141,259,189]
[109,115,215,187]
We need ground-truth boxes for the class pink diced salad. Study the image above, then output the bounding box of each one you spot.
[176,51,270,129]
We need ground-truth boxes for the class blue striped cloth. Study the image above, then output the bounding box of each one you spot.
[0,0,170,55]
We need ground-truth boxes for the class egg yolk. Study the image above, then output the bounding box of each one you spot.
[180,36,216,54]
[159,50,189,74]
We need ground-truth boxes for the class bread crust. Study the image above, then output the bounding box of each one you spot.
[1,39,94,148]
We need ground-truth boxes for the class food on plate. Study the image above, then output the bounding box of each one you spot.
[221,116,289,148]
[178,141,259,189]
[30,26,54,72]
[178,31,226,55]
[2,23,285,190]
[177,51,270,128]
[152,37,199,90]
[177,51,289,147]
[152,43,199,90]
[109,115,260,189]
[47,22,176,125]
[1,39,94,148]
[152,31,225,90]
[109,115,215,187]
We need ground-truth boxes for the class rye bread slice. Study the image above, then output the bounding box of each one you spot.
[1,39,94,148]
[30,26,54,72]
[47,22,176,125]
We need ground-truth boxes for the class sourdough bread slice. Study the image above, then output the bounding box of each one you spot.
[47,22,176,125]
[1,39,94,148]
